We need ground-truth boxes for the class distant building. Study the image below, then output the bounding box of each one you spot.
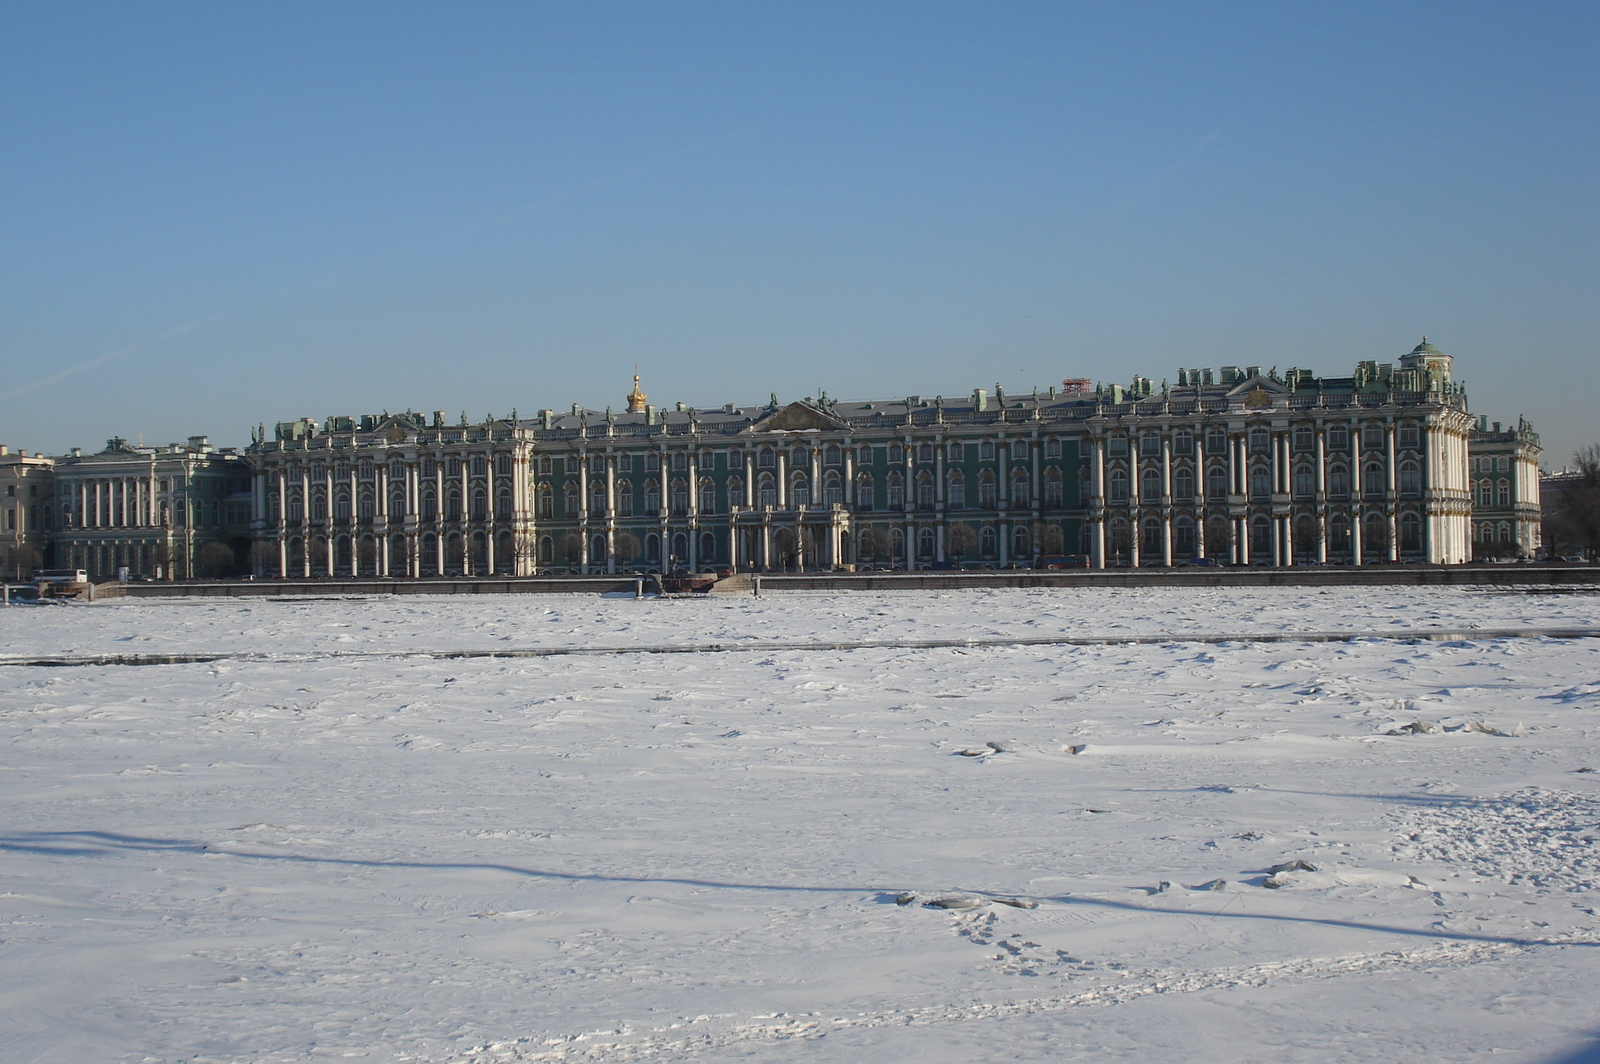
[51,436,252,580]
[1467,417,1543,558]
[0,445,55,579]
[249,339,1500,574]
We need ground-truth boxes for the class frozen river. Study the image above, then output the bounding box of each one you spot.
[2,587,1599,1063]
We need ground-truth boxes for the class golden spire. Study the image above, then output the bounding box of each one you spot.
[626,371,648,413]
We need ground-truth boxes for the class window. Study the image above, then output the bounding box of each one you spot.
[589,481,607,513]
[825,446,842,466]
[917,443,935,464]
[1477,481,1492,507]
[1362,423,1384,450]
[536,456,549,475]
[560,486,575,518]
[1175,519,1196,557]
[1044,437,1063,459]
[1011,472,1029,507]
[1250,468,1271,498]
[617,481,634,515]
[918,527,935,558]
[1401,512,1422,552]
[1363,462,1386,496]
[757,475,776,509]
[1207,465,1228,499]
[1328,464,1350,497]
[915,473,934,508]
[671,452,688,472]
[726,476,743,509]
[671,479,689,514]
[1293,425,1314,451]
[535,487,551,519]
[1327,426,1349,450]
[1173,431,1193,455]
[647,452,662,472]
[947,470,966,508]
[1206,428,1227,454]
[589,454,605,475]
[1497,480,1511,506]
[980,470,998,507]
[824,473,843,507]
[790,474,809,508]
[496,454,511,476]
[886,474,904,509]
[1141,468,1161,501]
[1398,424,1419,447]
[1108,435,1128,455]
[1044,470,1063,506]
[1141,434,1160,456]
[980,440,996,461]
[1496,456,1510,472]
[1294,464,1314,498]
[311,493,327,521]
[359,492,375,521]
[495,489,511,519]
[889,444,904,465]
[980,526,997,555]
[472,456,488,478]
[1014,525,1032,557]
[946,442,962,462]
[1249,428,1270,455]
[1173,466,1194,501]
[1399,462,1420,496]
[698,477,717,514]
[1141,518,1161,558]
[1109,469,1129,502]
[856,473,875,510]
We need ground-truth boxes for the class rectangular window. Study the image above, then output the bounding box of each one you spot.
[1043,438,1063,459]
[1327,426,1349,450]
[1293,426,1313,451]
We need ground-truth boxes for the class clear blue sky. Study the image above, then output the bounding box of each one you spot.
[2,2,1596,464]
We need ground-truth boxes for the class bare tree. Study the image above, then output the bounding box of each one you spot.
[612,530,642,566]
[855,526,881,561]
[1107,521,1133,564]
[1204,520,1232,562]
[357,537,378,576]
[1036,521,1064,556]
[197,541,235,579]
[561,532,583,567]
[250,539,279,577]
[1550,446,1600,560]
[946,523,977,559]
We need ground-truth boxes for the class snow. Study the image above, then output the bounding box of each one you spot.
[2,586,1599,1063]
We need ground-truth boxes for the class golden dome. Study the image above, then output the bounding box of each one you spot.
[626,373,647,413]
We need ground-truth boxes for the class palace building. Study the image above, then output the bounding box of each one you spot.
[246,340,1499,575]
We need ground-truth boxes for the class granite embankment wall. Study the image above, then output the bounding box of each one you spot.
[92,565,1600,599]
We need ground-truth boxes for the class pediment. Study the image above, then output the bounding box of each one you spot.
[1224,376,1291,409]
[755,401,848,432]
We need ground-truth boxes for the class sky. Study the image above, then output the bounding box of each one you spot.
[1,2,1596,464]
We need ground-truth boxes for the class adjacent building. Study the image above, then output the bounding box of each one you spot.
[51,436,253,580]
[247,339,1502,574]
[1467,416,1543,559]
[0,445,55,578]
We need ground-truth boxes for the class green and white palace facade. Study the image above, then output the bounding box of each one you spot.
[246,340,1490,576]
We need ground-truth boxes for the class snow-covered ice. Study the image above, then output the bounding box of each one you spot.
[2,586,1599,1063]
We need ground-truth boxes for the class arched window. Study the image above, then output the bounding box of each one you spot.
[886,474,905,509]
[1249,468,1271,498]
[1294,515,1319,560]
[1250,516,1271,559]
[589,481,607,513]
[335,491,350,521]
[918,527,935,557]
[672,452,689,472]
[534,487,550,519]
[980,525,997,555]
[1044,470,1063,506]
[823,472,843,507]
[825,445,842,466]
[1011,472,1030,507]
[495,488,511,519]
[856,472,875,511]
[758,448,776,469]
[391,490,407,518]
[537,456,551,475]
[645,478,662,515]
[980,440,996,461]
[1399,462,1420,496]
[915,473,934,508]
[1496,479,1511,506]
[727,476,743,509]
[311,493,327,521]
[946,441,962,461]
[559,486,574,518]
[889,443,904,465]
[647,452,662,472]
[1141,467,1161,501]
[671,478,689,514]
[1329,514,1351,558]
[917,443,935,463]
[890,526,905,560]
[1498,521,1512,543]
[1044,437,1063,459]
[1401,512,1422,553]
[700,530,716,562]
[470,488,487,521]
[671,531,689,564]
[790,473,809,508]
[1141,517,1161,558]
[646,533,660,563]
[698,476,716,514]
[1175,517,1196,558]
[1363,462,1385,496]
[1328,464,1350,497]
[1109,469,1129,503]
[947,470,966,508]
[979,470,998,507]
[617,480,634,516]
[538,535,553,564]
[496,454,511,476]
[1014,524,1032,557]
[757,474,777,509]
[1294,464,1314,498]
[591,534,607,563]
[359,492,375,522]
[1173,467,1194,502]
[1207,465,1228,499]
